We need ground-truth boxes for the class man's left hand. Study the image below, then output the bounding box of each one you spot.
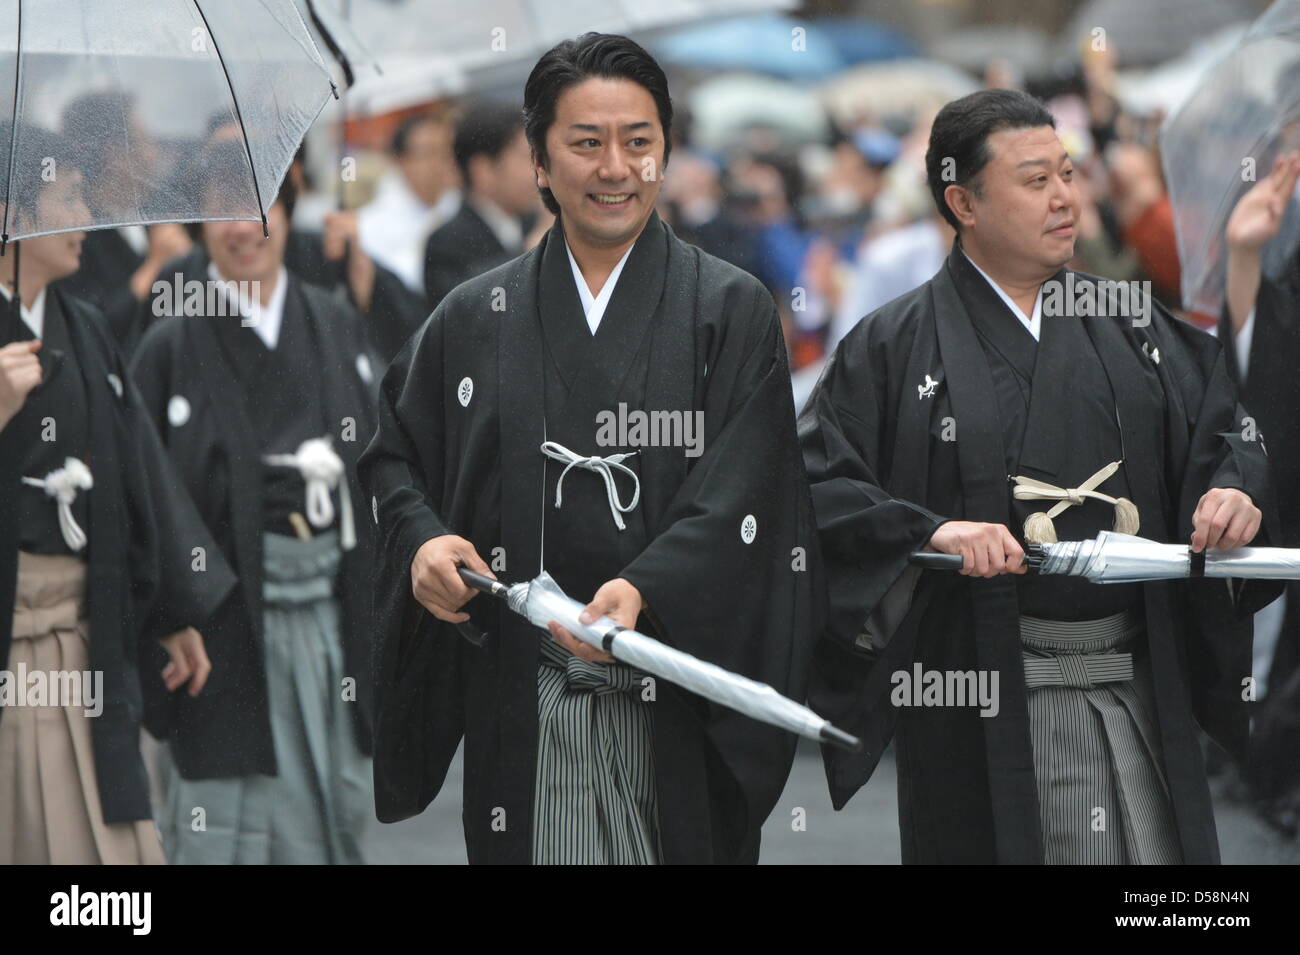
[547,577,644,664]
[158,626,212,696]
[1191,488,1261,553]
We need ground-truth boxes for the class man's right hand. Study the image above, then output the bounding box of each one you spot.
[0,339,42,432]
[926,521,1026,577]
[410,535,495,623]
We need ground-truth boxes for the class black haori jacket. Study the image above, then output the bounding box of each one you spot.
[130,268,379,779]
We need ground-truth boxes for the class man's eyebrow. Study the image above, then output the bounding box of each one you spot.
[567,121,653,133]
[1016,153,1071,169]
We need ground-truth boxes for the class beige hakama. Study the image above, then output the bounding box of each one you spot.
[0,552,164,864]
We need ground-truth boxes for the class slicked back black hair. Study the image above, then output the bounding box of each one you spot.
[925,88,1056,230]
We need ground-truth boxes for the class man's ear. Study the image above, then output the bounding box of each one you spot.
[944,183,978,231]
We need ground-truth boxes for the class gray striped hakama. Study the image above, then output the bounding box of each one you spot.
[532,635,659,865]
[1020,610,1183,865]
[159,532,371,864]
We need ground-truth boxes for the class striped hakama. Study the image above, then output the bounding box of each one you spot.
[0,552,165,864]
[532,635,659,864]
[1020,610,1183,864]
[159,532,371,864]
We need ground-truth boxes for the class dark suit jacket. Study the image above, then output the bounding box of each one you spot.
[422,199,517,311]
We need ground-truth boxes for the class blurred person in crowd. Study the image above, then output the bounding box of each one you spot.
[729,152,811,298]
[131,143,377,864]
[286,140,336,234]
[422,101,541,310]
[801,88,1277,864]
[1222,152,1300,835]
[791,126,903,365]
[117,121,426,365]
[826,152,953,353]
[358,111,461,293]
[1107,140,1182,310]
[658,147,761,280]
[54,92,197,347]
[0,124,234,863]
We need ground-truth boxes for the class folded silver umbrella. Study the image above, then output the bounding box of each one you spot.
[912,531,1300,582]
[1023,531,1300,583]
[459,568,862,752]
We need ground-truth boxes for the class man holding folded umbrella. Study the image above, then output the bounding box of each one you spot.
[359,32,820,865]
[800,88,1280,864]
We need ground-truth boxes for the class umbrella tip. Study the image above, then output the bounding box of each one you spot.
[261,214,269,239]
[820,724,864,753]
[330,80,340,101]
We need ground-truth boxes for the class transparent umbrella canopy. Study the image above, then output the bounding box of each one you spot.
[0,0,337,245]
[1161,0,1300,317]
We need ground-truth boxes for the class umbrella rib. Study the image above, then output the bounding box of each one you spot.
[190,0,270,237]
[306,0,353,89]
[1,0,24,250]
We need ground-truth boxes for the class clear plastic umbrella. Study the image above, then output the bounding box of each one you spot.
[1161,0,1300,317]
[1024,530,1300,583]
[0,0,337,244]
[459,568,862,752]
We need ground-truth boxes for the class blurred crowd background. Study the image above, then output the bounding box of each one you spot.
[280,0,1268,412]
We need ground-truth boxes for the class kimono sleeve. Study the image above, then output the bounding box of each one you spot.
[357,311,465,822]
[124,369,236,642]
[797,318,948,654]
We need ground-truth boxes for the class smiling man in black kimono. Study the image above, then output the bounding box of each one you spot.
[131,143,378,864]
[359,32,819,865]
[800,89,1280,864]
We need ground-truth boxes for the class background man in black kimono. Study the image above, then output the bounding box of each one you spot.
[0,125,234,863]
[1221,152,1300,832]
[131,144,378,864]
[421,101,540,311]
[360,32,820,865]
[801,89,1279,864]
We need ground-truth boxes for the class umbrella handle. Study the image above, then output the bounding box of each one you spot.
[457,567,510,599]
[908,551,964,570]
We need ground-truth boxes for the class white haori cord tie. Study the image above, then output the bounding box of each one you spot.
[22,456,93,552]
[1011,459,1140,544]
[540,440,640,531]
[263,437,356,550]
